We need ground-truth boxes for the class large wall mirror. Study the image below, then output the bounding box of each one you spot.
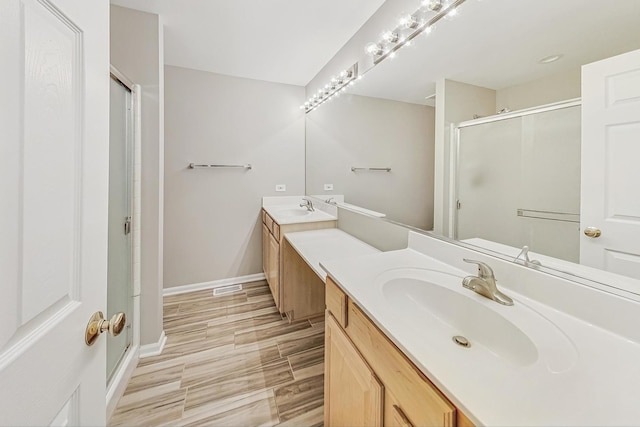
[305,0,640,293]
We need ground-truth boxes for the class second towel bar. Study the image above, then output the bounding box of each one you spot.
[189,163,252,170]
[351,167,391,172]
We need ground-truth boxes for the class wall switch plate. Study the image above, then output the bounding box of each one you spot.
[324,184,334,191]
[275,184,286,192]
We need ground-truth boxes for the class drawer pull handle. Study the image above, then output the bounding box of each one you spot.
[393,405,414,427]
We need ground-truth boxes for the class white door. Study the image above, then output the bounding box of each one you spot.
[581,48,640,279]
[0,0,110,425]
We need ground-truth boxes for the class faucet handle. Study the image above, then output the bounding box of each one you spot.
[463,259,495,279]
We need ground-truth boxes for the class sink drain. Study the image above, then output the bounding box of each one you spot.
[452,335,470,348]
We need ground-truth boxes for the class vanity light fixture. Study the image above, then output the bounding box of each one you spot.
[301,63,358,113]
[365,0,466,65]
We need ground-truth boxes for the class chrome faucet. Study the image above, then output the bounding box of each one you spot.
[514,246,542,267]
[300,198,315,211]
[325,197,336,205]
[462,259,513,306]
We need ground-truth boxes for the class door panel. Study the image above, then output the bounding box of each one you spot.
[0,0,109,425]
[581,48,640,278]
[21,0,82,325]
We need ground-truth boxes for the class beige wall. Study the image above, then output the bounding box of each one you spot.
[110,5,164,346]
[306,94,435,230]
[164,65,305,288]
[496,68,581,111]
[337,208,409,251]
[433,80,496,236]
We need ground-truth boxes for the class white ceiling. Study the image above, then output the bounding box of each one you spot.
[110,0,386,86]
[349,0,640,105]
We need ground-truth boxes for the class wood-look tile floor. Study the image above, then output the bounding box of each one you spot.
[109,280,325,427]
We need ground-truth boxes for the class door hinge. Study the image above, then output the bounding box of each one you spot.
[124,216,132,235]
[456,200,461,210]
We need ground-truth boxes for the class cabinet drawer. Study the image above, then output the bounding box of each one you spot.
[346,300,455,427]
[261,209,267,225]
[273,222,280,240]
[325,277,347,328]
[265,213,275,235]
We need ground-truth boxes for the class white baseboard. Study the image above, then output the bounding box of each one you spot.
[139,330,167,359]
[106,345,139,420]
[162,273,266,296]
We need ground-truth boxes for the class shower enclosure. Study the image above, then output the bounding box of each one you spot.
[107,75,134,383]
[454,101,581,263]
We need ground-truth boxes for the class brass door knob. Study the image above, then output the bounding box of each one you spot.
[85,311,126,346]
[583,227,602,238]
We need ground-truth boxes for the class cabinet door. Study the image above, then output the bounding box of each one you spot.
[267,231,280,308]
[325,314,383,427]
[262,223,269,280]
[346,301,456,427]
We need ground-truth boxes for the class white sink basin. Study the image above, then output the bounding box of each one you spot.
[376,268,578,371]
[274,208,311,217]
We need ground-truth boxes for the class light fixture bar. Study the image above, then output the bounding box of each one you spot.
[372,0,467,65]
[302,63,358,114]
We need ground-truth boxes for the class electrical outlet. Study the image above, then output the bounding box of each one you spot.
[324,184,334,191]
[275,184,286,192]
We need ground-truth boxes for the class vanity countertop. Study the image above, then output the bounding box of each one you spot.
[284,228,380,280]
[262,196,337,225]
[321,246,640,426]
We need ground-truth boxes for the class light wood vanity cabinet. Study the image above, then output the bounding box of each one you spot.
[261,208,336,316]
[325,314,384,427]
[325,276,474,427]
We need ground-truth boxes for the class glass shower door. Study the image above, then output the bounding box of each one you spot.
[455,104,581,262]
[107,76,133,383]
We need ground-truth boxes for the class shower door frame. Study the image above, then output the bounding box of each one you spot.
[450,98,582,239]
[106,66,142,418]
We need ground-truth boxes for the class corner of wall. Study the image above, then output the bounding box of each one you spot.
[434,79,496,237]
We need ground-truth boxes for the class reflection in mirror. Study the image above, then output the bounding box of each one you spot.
[305,0,640,291]
[306,93,435,229]
[455,102,581,263]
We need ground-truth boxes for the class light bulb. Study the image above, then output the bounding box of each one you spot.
[365,42,383,56]
[447,7,458,17]
[399,14,419,29]
[421,0,442,12]
[382,31,399,43]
